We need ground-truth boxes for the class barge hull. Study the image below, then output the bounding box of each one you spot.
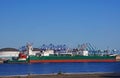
[29,59,117,63]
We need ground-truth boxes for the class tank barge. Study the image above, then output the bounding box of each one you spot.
[4,43,120,63]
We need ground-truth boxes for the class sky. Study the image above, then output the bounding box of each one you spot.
[0,0,120,49]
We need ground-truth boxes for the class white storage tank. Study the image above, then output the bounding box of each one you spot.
[0,48,20,58]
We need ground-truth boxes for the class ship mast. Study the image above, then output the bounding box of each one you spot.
[26,43,33,56]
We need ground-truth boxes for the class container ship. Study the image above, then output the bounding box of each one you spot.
[4,43,120,63]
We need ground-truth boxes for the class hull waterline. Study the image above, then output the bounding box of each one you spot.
[29,59,117,63]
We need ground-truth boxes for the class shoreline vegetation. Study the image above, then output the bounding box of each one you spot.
[0,73,120,78]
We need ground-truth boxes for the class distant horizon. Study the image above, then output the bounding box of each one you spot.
[0,0,120,49]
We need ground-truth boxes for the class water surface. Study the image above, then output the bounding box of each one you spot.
[0,62,120,76]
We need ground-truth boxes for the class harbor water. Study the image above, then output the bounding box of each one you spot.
[0,62,120,76]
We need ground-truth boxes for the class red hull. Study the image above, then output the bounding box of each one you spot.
[29,59,117,63]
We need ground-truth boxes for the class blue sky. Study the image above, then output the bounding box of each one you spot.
[0,0,120,49]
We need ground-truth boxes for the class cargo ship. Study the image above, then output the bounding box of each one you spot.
[4,43,120,63]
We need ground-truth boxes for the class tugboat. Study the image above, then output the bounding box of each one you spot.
[4,44,30,63]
